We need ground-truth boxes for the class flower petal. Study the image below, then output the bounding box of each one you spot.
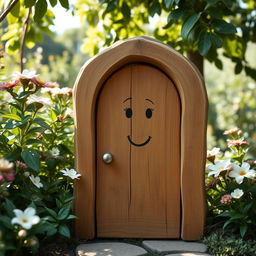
[32,216,40,225]
[229,170,237,178]
[21,221,32,230]
[13,209,23,218]
[241,162,250,171]
[11,217,19,225]
[24,207,36,217]
[236,175,244,184]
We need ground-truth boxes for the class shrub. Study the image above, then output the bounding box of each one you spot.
[0,69,78,255]
[206,128,256,239]
[203,230,256,256]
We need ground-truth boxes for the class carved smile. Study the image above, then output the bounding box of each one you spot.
[127,136,152,147]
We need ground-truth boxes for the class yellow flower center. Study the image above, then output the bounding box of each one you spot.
[239,170,246,176]
[22,219,28,223]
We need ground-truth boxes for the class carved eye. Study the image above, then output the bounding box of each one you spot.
[124,108,132,118]
[146,108,153,119]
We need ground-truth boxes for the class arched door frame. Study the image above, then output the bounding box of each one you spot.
[73,36,208,240]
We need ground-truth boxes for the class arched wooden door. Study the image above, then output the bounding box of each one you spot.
[96,64,181,238]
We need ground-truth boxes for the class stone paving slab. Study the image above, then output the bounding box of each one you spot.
[142,240,207,254]
[76,242,148,256]
[166,253,211,256]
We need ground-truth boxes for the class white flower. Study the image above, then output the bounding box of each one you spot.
[41,87,53,94]
[229,162,256,184]
[65,108,74,118]
[207,147,221,157]
[231,188,244,199]
[26,95,52,107]
[0,158,14,171]
[29,175,43,188]
[207,159,231,177]
[61,168,81,180]
[12,69,38,80]
[11,207,40,229]
[51,147,60,157]
[51,87,72,97]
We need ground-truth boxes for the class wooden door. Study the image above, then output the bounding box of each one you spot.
[96,64,181,238]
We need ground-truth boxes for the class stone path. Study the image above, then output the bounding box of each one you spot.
[76,240,211,256]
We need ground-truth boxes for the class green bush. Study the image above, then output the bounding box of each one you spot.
[203,230,256,256]
[0,69,78,255]
[206,128,256,239]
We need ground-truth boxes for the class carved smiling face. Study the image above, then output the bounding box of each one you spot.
[123,97,154,147]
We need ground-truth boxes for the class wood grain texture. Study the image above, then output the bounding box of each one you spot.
[73,36,208,240]
[96,64,180,238]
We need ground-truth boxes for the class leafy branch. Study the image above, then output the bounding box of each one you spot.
[0,0,20,23]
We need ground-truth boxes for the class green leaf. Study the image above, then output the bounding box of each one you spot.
[66,214,77,220]
[214,59,223,69]
[58,205,70,220]
[0,114,21,121]
[149,1,161,17]
[49,0,57,7]
[10,0,20,17]
[168,8,188,21]
[209,33,222,48]
[21,149,40,171]
[34,0,48,22]
[59,0,69,9]
[245,66,256,80]
[205,0,220,9]
[198,32,212,56]
[45,207,58,219]
[58,224,70,238]
[4,199,16,217]
[121,2,130,20]
[223,36,245,58]
[181,13,201,39]
[165,0,175,9]
[0,216,12,228]
[240,224,247,238]
[24,0,37,7]
[34,118,51,129]
[223,219,233,230]
[25,139,42,145]
[213,19,237,34]
[235,62,243,74]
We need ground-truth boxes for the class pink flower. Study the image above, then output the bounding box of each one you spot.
[16,161,28,169]
[0,80,19,91]
[4,171,15,182]
[43,82,59,88]
[223,128,241,136]
[0,174,5,182]
[31,77,46,87]
[220,194,232,204]
[228,139,249,147]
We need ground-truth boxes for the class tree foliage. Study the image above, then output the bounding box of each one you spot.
[75,0,256,78]
[1,0,256,77]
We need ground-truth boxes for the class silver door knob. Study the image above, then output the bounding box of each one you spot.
[102,152,113,164]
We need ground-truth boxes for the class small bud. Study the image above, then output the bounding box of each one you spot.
[24,172,30,177]
[18,229,27,238]
[24,238,37,247]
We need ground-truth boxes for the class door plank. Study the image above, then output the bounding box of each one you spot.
[96,66,131,237]
[97,64,180,238]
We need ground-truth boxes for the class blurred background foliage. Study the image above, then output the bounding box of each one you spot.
[1,0,256,156]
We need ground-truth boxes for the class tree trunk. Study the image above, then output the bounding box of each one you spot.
[186,50,204,78]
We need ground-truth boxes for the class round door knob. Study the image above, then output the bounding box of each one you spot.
[102,152,113,164]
